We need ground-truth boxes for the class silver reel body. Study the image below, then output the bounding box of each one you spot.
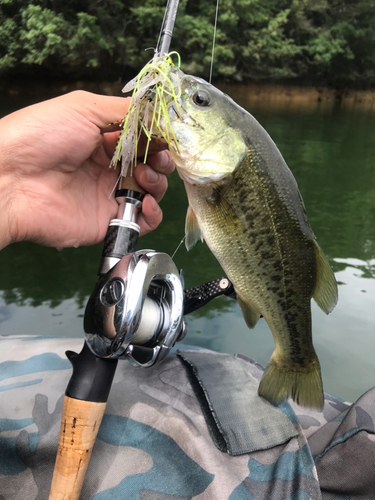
[84,250,186,367]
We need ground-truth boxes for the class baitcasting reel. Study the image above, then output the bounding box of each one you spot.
[84,249,186,367]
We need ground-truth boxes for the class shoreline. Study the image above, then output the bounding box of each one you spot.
[1,80,375,109]
[217,83,375,110]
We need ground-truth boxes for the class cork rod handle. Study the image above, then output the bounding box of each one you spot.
[49,396,106,500]
[120,170,146,194]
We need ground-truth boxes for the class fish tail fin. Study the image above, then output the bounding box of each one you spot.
[258,352,324,411]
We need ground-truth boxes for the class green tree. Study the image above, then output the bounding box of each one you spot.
[0,0,129,77]
[1,0,375,87]
[304,0,375,87]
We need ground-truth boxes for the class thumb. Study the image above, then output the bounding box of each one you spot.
[61,91,131,130]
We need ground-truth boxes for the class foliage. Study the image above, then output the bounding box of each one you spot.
[0,0,127,77]
[0,0,375,87]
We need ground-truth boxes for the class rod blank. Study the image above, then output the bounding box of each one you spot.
[157,0,180,56]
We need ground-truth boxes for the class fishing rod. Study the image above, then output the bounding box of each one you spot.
[48,1,234,497]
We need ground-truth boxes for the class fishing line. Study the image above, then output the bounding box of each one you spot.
[171,236,186,259]
[209,0,220,83]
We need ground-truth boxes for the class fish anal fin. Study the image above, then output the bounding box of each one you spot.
[258,351,324,411]
[237,295,260,329]
[313,243,338,314]
[185,206,203,251]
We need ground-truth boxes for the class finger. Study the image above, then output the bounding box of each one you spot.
[102,130,121,160]
[102,131,175,168]
[134,166,170,204]
[136,134,169,155]
[65,91,130,130]
[138,195,163,236]
[145,150,175,175]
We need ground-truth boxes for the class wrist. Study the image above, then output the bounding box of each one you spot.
[0,170,18,250]
[0,114,27,250]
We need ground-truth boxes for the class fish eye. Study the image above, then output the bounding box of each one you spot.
[192,90,211,107]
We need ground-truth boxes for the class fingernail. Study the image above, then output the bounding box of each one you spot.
[163,150,171,163]
[147,168,160,183]
[163,150,174,169]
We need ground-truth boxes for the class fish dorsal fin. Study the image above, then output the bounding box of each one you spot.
[237,294,260,329]
[185,206,203,251]
[312,243,338,314]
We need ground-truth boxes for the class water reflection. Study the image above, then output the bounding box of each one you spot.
[0,90,374,403]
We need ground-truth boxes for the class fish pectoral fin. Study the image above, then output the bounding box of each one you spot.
[185,205,203,251]
[312,243,338,314]
[207,186,242,232]
[237,295,260,329]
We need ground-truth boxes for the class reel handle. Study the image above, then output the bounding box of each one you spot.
[49,397,106,500]
[49,344,118,500]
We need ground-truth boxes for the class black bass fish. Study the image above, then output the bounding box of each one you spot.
[164,74,338,410]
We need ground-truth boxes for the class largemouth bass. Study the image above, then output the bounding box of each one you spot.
[163,74,338,410]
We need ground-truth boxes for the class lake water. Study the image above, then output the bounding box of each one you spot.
[0,88,374,404]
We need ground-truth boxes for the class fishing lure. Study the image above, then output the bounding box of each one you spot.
[111,52,183,177]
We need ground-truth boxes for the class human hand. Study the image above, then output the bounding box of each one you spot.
[0,91,174,250]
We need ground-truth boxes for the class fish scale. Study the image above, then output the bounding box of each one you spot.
[163,72,338,410]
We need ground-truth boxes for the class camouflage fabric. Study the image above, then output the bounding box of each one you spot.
[0,336,374,500]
